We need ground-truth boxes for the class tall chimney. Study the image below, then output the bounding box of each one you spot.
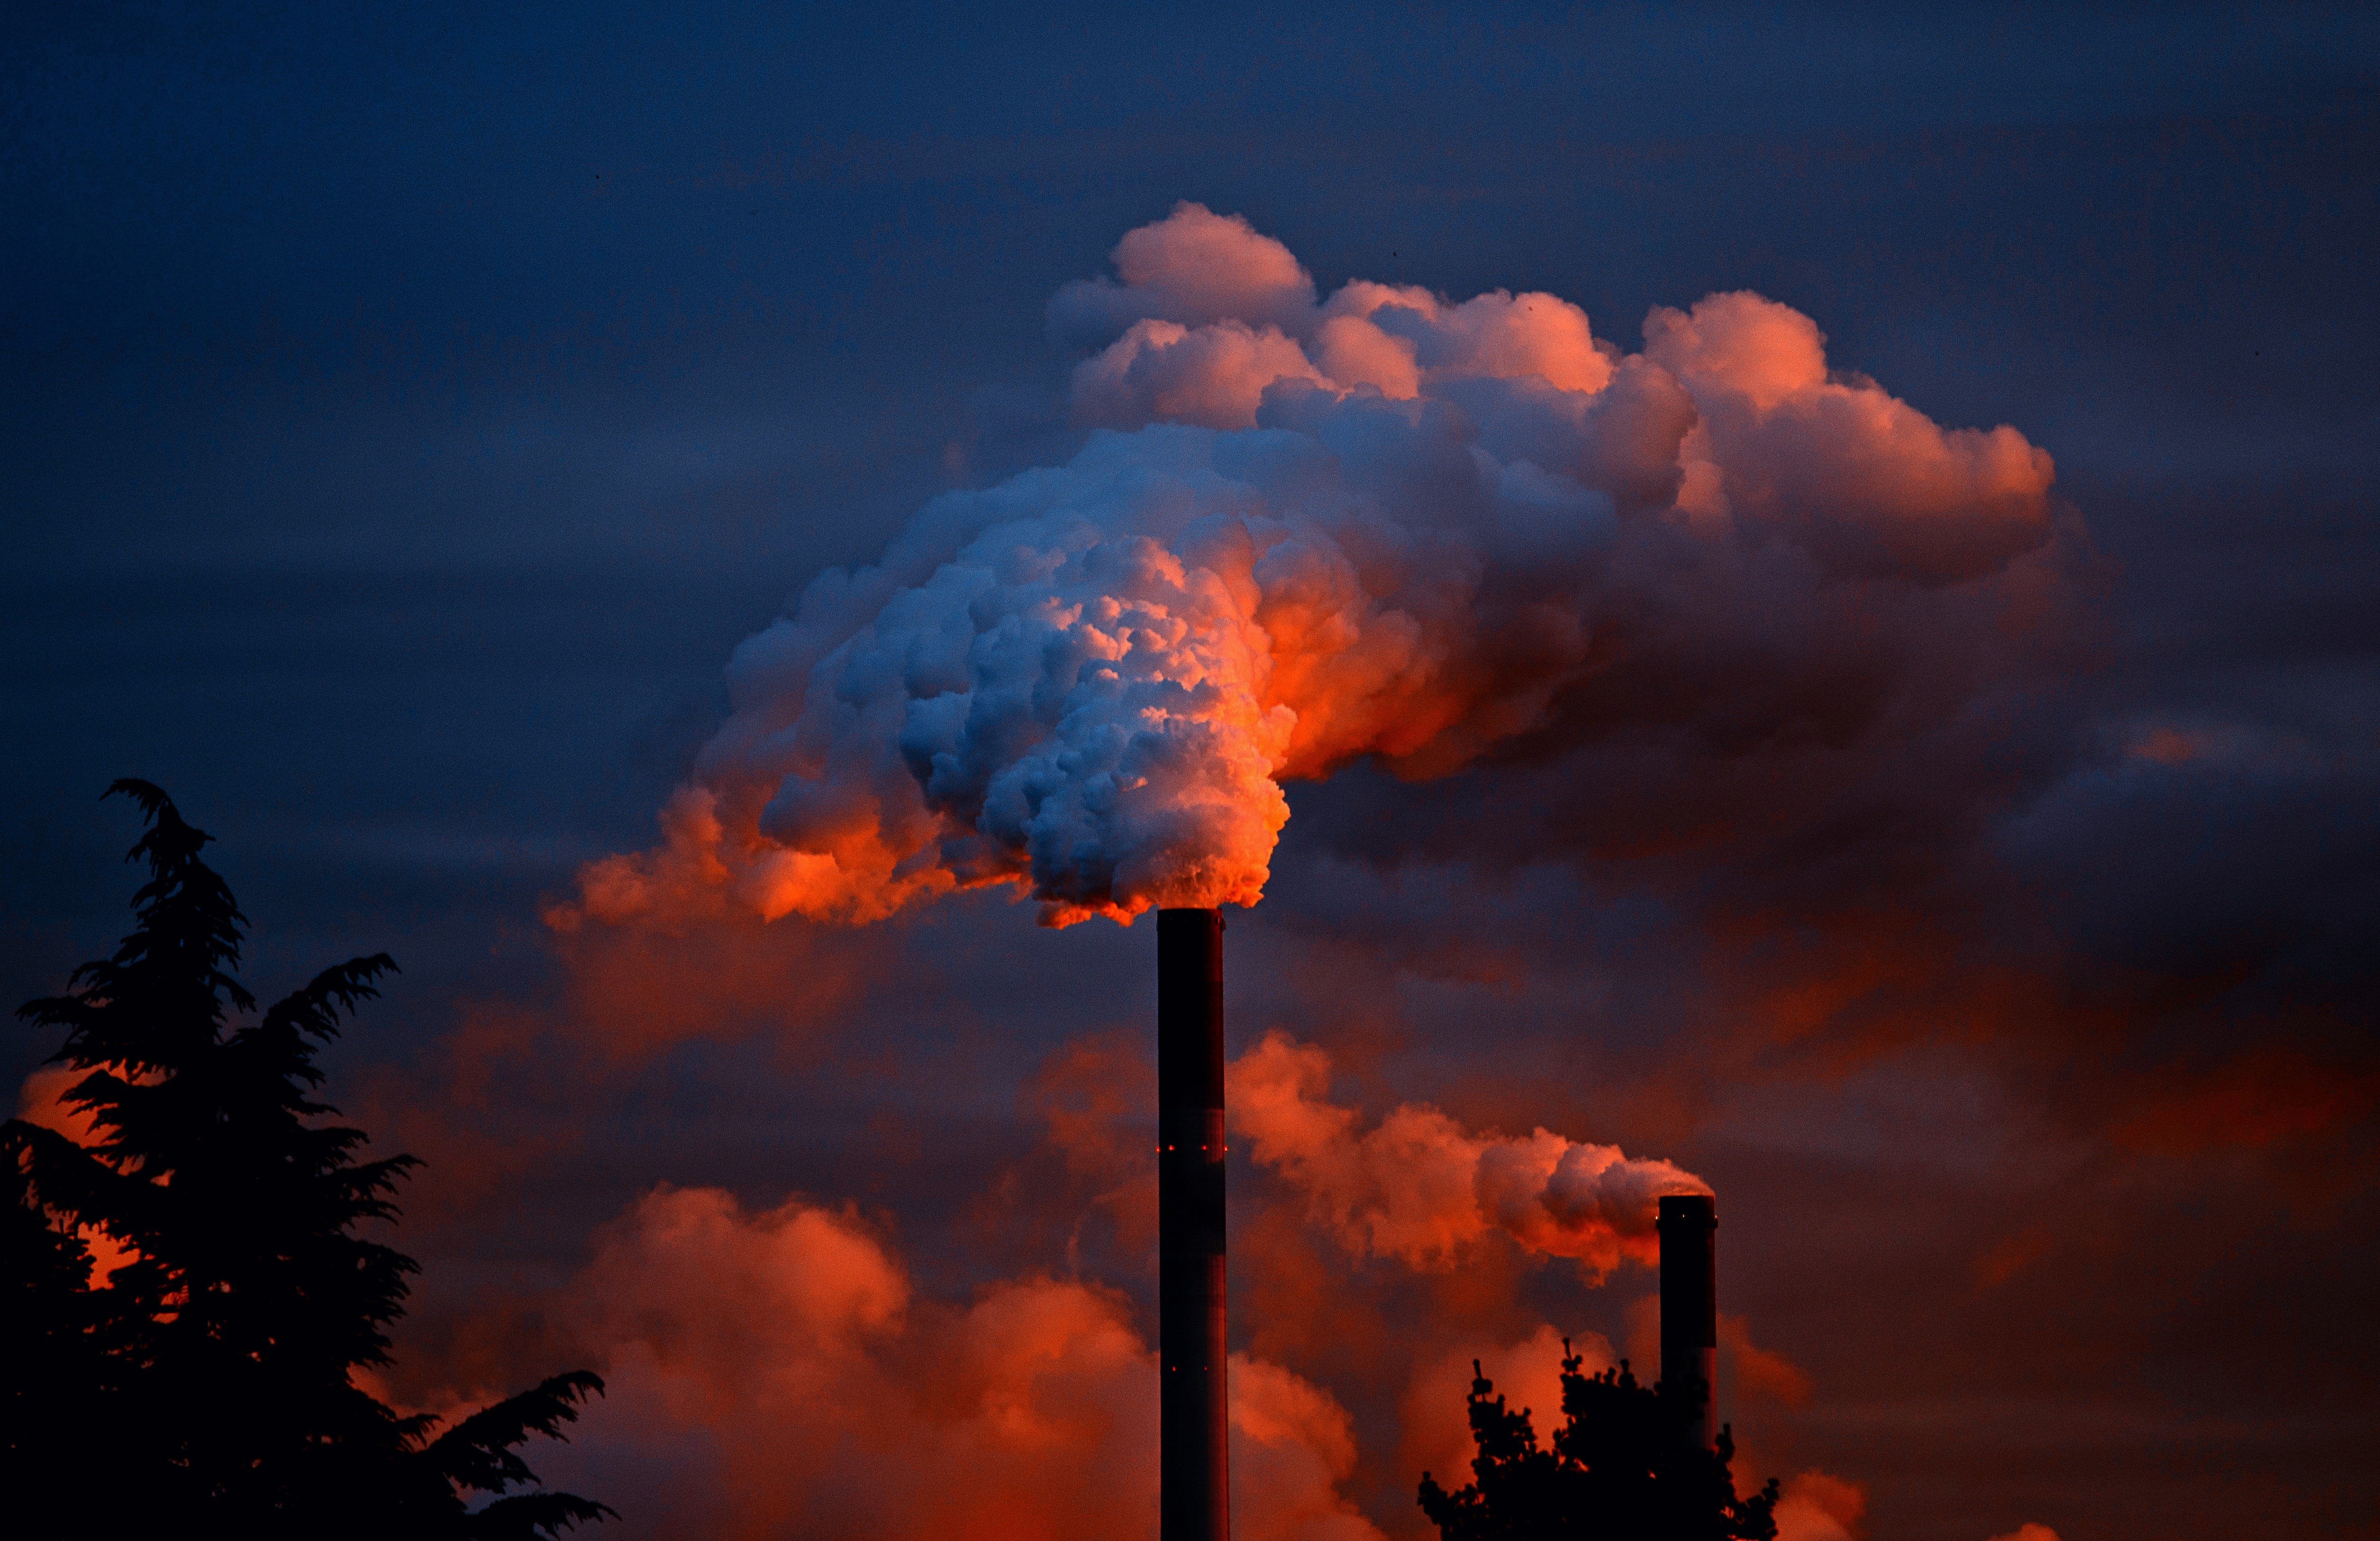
[1657,1193,1718,1449]
[1157,908,1229,1541]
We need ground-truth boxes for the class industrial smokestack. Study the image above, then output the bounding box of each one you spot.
[1157,908,1229,1541]
[1657,1193,1718,1449]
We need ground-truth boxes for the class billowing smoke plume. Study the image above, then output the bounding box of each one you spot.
[1228,1033,1707,1279]
[563,202,2057,928]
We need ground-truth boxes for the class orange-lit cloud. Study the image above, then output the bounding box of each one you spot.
[412,1183,1385,1541]
[1075,317,1329,430]
[1721,1313,1813,1409]
[1773,1470,1866,1541]
[1050,202,1319,344]
[1642,292,2053,583]
[1230,1353,1390,1541]
[545,870,879,1058]
[1014,1031,1160,1260]
[1227,1032,1706,1278]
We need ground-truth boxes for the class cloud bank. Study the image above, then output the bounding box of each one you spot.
[412,1183,1384,1541]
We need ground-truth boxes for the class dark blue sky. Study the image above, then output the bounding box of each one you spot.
[7,7,2377,1538]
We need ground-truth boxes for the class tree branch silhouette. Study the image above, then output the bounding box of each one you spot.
[4,782,611,1541]
[1418,1341,1780,1541]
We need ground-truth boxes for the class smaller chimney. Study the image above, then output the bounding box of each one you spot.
[1657,1193,1717,1449]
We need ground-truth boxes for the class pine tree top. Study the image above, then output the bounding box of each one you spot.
[7,782,610,1539]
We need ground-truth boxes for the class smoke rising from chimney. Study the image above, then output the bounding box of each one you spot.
[558,202,2059,932]
[1228,1032,1708,1280]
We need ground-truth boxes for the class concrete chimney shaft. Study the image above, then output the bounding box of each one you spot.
[1657,1193,1718,1449]
[1157,908,1229,1541]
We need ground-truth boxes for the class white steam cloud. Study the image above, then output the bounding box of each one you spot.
[563,202,2056,929]
[1228,1032,1706,1278]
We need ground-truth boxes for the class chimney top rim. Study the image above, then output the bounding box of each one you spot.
[1655,1193,1717,1225]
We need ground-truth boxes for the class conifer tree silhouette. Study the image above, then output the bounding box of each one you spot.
[1418,1343,1780,1541]
[4,781,612,1540]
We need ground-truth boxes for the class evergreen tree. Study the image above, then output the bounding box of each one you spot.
[3,781,613,1540]
[1418,1343,1780,1541]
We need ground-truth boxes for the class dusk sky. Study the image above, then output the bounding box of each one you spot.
[7,6,2378,1538]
